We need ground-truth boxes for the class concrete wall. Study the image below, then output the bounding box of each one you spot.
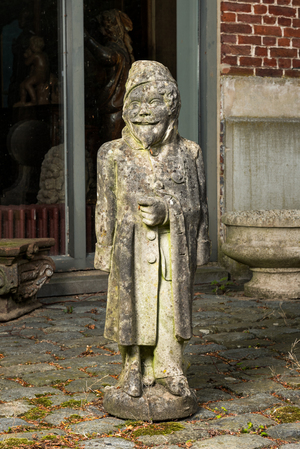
[220,76,300,277]
[221,76,300,213]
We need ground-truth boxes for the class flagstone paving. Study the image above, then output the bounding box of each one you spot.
[0,284,300,448]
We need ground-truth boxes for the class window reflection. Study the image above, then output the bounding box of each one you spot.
[84,0,176,254]
[0,0,65,255]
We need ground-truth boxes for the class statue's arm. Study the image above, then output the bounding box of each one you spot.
[84,29,118,66]
[94,144,117,272]
[195,145,211,266]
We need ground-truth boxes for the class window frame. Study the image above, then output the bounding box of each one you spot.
[53,0,219,271]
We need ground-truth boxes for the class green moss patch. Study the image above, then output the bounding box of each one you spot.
[28,397,52,407]
[21,407,48,421]
[272,406,300,423]
[132,422,185,438]
[0,438,34,448]
[60,399,85,408]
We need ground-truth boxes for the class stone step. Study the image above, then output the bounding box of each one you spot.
[38,265,228,297]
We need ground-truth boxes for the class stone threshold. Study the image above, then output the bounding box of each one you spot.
[38,264,228,297]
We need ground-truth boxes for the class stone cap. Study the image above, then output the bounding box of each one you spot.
[222,210,300,227]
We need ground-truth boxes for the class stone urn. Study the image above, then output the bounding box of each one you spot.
[221,210,300,299]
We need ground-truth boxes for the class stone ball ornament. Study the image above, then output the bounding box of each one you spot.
[95,60,210,420]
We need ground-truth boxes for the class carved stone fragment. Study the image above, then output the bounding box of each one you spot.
[0,238,55,321]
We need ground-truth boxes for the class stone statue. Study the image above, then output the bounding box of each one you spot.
[84,9,134,146]
[14,36,50,107]
[95,61,210,420]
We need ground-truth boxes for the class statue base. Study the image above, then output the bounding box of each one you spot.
[103,383,198,421]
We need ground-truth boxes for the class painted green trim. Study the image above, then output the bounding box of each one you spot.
[176,0,199,144]
[65,0,86,266]
[199,0,219,261]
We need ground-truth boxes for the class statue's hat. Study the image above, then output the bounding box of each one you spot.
[124,60,177,99]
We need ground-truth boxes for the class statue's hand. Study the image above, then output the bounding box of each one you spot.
[138,197,167,226]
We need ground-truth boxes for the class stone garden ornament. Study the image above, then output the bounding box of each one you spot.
[95,61,210,420]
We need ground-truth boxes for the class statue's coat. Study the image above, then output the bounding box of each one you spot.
[95,127,209,346]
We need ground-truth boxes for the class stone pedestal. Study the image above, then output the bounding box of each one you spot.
[0,238,55,321]
[245,268,300,299]
[103,384,198,421]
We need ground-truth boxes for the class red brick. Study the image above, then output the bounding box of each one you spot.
[293,18,300,26]
[263,36,277,45]
[279,58,292,67]
[221,55,238,65]
[240,56,262,66]
[222,12,236,22]
[292,37,300,47]
[221,34,237,43]
[278,37,291,45]
[263,16,277,25]
[269,5,296,17]
[222,44,252,55]
[221,2,252,13]
[256,67,283,76]
[278,17,292,25]
[221,23,252,34]
[225,67,254,76]
[293,58,300,67]
[238,35,262,44]
[238,13,262,24]
[254,4,267,14]
[293,0,300,5]
[285,68,300,76]
[284,27,300,37]
[278,0,292,4]
[254,25,282,36]
[255,46,268,56]
[264,57,278,67]
[270,47,297,56]
[263,0,275,3]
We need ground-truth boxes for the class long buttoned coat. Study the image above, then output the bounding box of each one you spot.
[95,127,210,346]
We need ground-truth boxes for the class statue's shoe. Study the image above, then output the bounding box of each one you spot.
[156,375,191,397]
[119,364,142,398]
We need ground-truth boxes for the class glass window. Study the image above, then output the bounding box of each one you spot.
[83,0,176,254]
[0,0,66,256]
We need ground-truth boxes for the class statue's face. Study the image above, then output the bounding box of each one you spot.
[124,83,171,148]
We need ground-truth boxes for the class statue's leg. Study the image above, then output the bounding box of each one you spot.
[118,345,142,397]
[154,275,190,396]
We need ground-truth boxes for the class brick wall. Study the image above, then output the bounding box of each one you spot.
[221,0,300,77]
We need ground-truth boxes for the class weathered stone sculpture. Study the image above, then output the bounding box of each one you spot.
[95,61,210,420]
[0,238,55,321]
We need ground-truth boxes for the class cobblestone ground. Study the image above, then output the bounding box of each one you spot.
[0,283,300,448]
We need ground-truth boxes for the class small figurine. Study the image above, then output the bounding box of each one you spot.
[14,36,50,107]
[95,61,210,419]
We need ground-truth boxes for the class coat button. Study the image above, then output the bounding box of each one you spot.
[147,254,157,264]
[171,172,184,184]
[154,180,164,190]
[146,231,156,241]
